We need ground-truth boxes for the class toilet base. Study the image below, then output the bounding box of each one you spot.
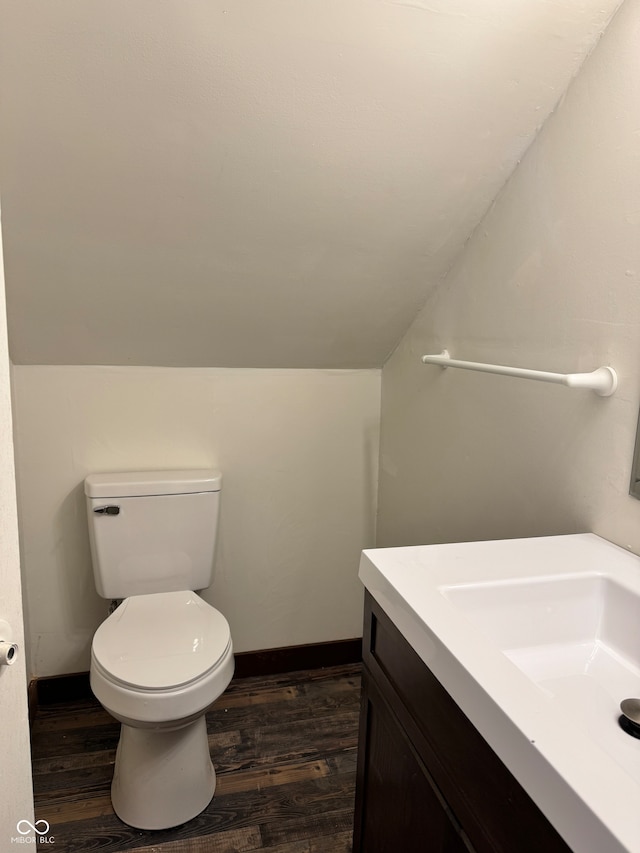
[111,715,215,829]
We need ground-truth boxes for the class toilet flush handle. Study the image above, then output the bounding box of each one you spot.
[93,505,120,516]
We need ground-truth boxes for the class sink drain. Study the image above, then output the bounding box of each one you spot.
[618,698,640,740]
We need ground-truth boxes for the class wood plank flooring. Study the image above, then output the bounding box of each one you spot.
[30,663,361,853]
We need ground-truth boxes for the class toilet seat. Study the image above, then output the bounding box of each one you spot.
[92,590,231,691]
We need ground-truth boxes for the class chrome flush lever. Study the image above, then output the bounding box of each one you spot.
[93,505,121,515]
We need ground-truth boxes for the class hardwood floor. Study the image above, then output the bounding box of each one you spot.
[30,663,361,853]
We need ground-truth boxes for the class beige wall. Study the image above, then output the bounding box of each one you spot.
[7,0,640,684]
[11,366,380,678]
[377,0,640,553]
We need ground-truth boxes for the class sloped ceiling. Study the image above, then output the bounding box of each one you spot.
[0,0,622,368]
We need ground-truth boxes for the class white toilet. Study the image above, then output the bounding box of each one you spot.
[85,469,234,831]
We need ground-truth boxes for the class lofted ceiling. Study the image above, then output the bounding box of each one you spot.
[0,0,623,368]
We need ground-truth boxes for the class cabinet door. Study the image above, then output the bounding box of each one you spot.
[354,669,470,853]
[362,593,572,853]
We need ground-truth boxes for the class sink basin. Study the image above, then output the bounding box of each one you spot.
[440,573,640,785]
[359,534,640,853]
[440,572,640,689]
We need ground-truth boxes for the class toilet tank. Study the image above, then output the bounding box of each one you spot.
[85,470,222,599]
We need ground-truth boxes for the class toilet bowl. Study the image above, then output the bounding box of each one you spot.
[90,589,234,829]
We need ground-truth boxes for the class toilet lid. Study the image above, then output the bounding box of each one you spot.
[92,590,231,690]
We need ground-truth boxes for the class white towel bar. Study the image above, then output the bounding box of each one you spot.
[420,350,617,397]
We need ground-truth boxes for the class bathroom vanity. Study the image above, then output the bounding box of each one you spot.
[354,591,572,852]
[353,535,640,853]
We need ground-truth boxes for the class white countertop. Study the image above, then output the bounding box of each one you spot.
[359,533,640,853]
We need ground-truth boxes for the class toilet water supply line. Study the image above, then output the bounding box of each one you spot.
[420,350,618,396]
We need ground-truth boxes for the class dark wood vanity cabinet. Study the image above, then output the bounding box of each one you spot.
[353,592,573,853]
